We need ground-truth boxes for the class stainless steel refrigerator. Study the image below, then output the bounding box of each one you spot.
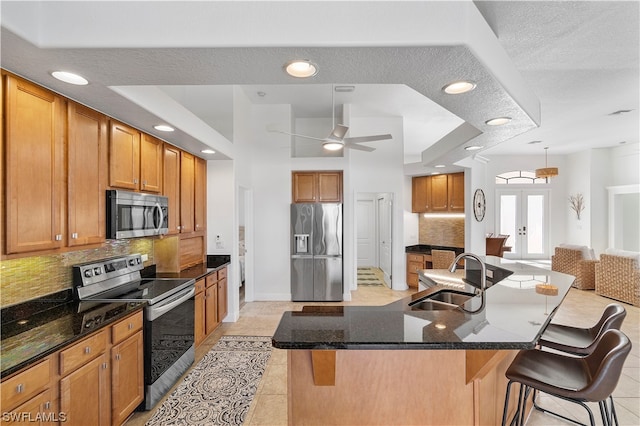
[291,203,343,301]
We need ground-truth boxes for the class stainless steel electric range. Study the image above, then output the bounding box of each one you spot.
[73,253,195,410]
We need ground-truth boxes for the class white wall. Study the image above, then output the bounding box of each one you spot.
[565,150,592,246]
[206,160,234,253]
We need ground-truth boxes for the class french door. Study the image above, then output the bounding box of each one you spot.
[496,189,549,259]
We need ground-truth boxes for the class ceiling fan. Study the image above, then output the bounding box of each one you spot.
[267,86,393,152]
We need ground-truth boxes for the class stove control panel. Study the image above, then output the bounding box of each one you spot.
[73,253,144,290]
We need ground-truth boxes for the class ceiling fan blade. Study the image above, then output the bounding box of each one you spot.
[328,124,349,141]
[267,128,326,141]
[344,134,392,144]
[345,143,376,152]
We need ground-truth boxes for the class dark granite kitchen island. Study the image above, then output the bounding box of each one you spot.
[272,256,575,425]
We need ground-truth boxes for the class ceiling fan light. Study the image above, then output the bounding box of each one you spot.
[443,80,476,94]
[464,145,483,151]
[284,60,318,78]
[323,140,344,151]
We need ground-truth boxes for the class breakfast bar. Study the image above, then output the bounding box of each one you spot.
[272,257,575,425]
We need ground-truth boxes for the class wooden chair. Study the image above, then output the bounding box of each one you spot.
[486,236,508,257]
[431,249,456,269]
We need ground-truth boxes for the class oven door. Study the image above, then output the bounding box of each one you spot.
[143,286,195,409]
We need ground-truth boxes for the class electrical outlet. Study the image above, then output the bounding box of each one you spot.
[141,254,149,262]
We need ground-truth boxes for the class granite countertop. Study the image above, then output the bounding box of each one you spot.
[1,290,145,378]
[272,256,575,350]
[405,244,464,255]
[153,255,230,280]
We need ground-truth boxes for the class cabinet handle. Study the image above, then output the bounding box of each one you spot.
[102,363,108,370]
[143,180,147,186]
[177,225,182,230]
[16,383,24,393]
[134,178,138,184]
[44,401,51,410]
[84,346,91,354]
[55,234,62,241]
[115,354,121,361]
[128,323,134,330]
[71,232,78,239]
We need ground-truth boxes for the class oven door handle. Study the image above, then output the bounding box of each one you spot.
[147,287,195,321]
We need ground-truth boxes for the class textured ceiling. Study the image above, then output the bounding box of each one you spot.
[0,1,637,166]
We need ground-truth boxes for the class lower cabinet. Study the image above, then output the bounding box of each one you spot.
[2,310,144,426]
[194,266,229,347]
[406,253,431,289]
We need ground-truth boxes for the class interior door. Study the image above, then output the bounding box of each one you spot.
[377,194,393,285]
[496,189,549,259]
[356,199,375,267]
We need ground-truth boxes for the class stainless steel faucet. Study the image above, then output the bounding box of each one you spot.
[449,252,486,313]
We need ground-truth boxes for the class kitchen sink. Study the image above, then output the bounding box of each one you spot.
[409,289,476,311]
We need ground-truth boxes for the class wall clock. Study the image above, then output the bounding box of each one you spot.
[473,189,486,222]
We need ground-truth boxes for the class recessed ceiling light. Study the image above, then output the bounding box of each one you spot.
[485,117,512,126]
[284,60,318,78]
[431,172,441,175]
[51,71,88,85]
[528,140,543,145]
[201,149,216,154]
[334,85,355,92]
[434,164,446,168]
[442,80,476,95]
[154,124,174,132]
[464,145,483,151]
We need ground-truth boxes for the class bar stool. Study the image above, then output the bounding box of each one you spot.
[539,303,626,355]
[501,329,631,426]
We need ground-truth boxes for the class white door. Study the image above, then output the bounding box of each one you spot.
[496,189,549,259]
[356,199,375,267]
[377,194,392,285]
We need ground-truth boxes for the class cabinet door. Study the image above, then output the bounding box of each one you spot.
[109,121,140,190]
[60,353,110,426]
[194,157,207,232]
[292,172,316,203]
[5,75,65,253]
[67,102,107,246]
[140,133,163,193]
[317,172,342,202]
[217,277,228,322]
[194,282,206,346]
[448,172,465,212]
[180,151,195,233]
[4,389,57,426]
[205,284,219,335]
[111,332,144,426]
[411,176,431,213]
[430,174,449,212]
[163,145,181,234]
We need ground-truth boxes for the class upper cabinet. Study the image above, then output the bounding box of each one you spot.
[4,74,66,254]
[292,171,343,203]
[163,145,181,235]
[179,151,195,234]
[194,157,207,232]
[67,103,108,247]
[411,172,465,213]
[109,121,162,193]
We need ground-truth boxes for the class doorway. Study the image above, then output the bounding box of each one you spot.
[496,189,549,259]
[356,192,392,287]
[238,186,252,305]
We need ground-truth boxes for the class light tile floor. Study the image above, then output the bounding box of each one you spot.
[127,280,639,426]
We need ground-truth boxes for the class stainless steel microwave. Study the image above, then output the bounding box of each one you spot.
[106,190,169,239]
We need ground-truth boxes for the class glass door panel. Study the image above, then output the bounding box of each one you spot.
[497,190,549,259]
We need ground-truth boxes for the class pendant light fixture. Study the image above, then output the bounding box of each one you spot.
[535,147,559,178]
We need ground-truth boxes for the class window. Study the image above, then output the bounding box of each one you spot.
[495,170,549,185]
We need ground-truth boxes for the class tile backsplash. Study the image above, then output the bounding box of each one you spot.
[0,239,154,308]
[419,217,465,248]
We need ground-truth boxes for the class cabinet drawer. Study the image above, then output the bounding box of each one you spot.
[112,311,143,345]
[407,254,424,263]
[206,271,217,287]
[1,358,51,411]
[195,278,205,294]
[59,329,108,376]
[217,267,227,279]
[408,261,423,274]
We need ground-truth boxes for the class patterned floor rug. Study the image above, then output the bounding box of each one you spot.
[145,335,272,426]
[357,267,385,286]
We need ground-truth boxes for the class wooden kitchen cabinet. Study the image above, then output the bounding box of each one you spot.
[411,172,464,213]
[60,352,111,426]
[109,121,162,193]
[194,157,207,232]
[0,358,54,419]
[292,171,342,203]
[163,144,181,235]
[406,253,427,289]
[111,331,143,425]
[4,74,66,254]
[67,102,108,247]
[205,273,219,335]
[194,278,206,347]
[180,151,195,234]
[217,268,228,322]
[3,389,57,425]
